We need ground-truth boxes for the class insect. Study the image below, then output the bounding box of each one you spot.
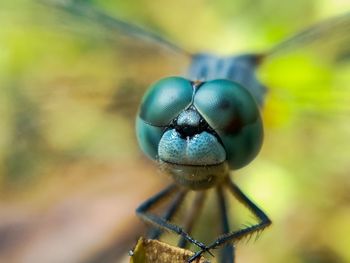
[135,73,269,262]
[2,1,350,263]
[132,8,350,263]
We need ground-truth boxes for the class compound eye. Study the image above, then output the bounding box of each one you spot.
[193,79,263,169]
[138,77,193,126]
[193,79,259,133]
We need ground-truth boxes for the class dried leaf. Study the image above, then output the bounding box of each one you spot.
[130,237,209,263]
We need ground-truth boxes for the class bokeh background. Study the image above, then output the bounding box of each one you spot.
[0,0,350,262]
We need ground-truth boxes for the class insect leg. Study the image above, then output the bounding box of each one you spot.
[136,184,209,251]
[216,185,235,263]
[189,178,271,262]
[148,188,188,239]
[177,191,206,248]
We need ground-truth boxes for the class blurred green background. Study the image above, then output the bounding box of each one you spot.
[0,0,349,262]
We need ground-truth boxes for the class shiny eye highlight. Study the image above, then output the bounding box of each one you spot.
[193,79,259,132]
[138,77,193,126]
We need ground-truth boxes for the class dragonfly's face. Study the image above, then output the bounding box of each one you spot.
[136,77,263,189]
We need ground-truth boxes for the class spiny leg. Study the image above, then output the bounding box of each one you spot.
[148,188,187,239]
[189,178,271,262]
[216,185,235,263]
[136,184,209,252]
[178,191,206,248]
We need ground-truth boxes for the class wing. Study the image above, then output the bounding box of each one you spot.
[0,1,190,262]
[258,12,350,125]
[267,12,350,62]
[38,0,192,115]
[251,12,350,232]
[243,13,350,263]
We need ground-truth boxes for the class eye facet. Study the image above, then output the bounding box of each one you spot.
[138,77,193,126]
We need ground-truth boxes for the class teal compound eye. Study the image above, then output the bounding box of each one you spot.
[193,79,264,169]
[136,77,193,160]
[138,77,193,126]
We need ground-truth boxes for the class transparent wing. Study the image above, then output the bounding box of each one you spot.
[43,0,190,55]
[248,16,350,263]
[267,12,350,62]
[258,12,350,125]
[253,13,350,237]
[39,0,191,111]
[0,1,189,262]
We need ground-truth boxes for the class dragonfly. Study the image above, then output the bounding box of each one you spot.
[1,1,350,263]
